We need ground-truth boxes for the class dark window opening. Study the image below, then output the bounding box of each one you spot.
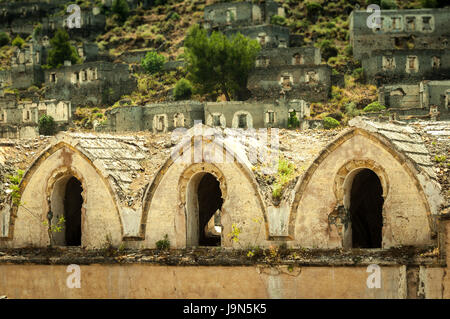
[64,177,83,246]
[422,16,432,31]
[238,114,247,129]
[197,173,223,246]
[213,115,221,126]
[350,169,383,249]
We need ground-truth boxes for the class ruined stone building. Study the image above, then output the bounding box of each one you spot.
[103,99,311,133]
[0,0,105,39]
[0,117,448,298]
[350,8,450,117]
[0,92,71,138]
[204,0,331,102]
[44,61,136,107]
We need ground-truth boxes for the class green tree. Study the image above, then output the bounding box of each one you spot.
[184,25,260,101]
[12,35,25,48]
[141,50,165,74]
[421,0,447,7]
[38,115,57,136]
[0,32,10,47]
[173,78,193,100]
[112,0,130,23]
[47,29,80,68]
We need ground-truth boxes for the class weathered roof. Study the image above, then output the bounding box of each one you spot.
[0,119,447,213]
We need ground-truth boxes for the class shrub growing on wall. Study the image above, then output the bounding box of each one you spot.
[363,101,386,113]
[0,32,10,47]
[141,50,165,74]
[38,115,57,136]
[173,78,193,100]
[12,35,25,49]
[323,116,340,129]
[47,29,80,68]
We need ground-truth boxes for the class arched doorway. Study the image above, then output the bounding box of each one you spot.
[50,176,83,246]
[64,177,83,246]
[186,172,223,247]
[349,169,384,248]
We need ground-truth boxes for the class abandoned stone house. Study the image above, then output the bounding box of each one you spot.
[0,117,449,298]
[350,8,450,85]
[44,61,136,107]
[103,99,310,133]
[0,1,106,38]
[204,0,331,102]
[379,80,450,117]
[0,92,71,138]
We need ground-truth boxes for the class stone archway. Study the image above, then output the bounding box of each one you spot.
[347,169,384,248]
[186,172,224,247]
[179,163,227,248]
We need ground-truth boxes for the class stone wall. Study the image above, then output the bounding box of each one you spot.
[248,65,331,102]
[105,100,311,132]
[350,8,450,60]
[362,50,450,85]
[44,61,136,107]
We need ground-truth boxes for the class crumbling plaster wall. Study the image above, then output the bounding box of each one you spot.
[5,144,122,249]
[290,131,433,249]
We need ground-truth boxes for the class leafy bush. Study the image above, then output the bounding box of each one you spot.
[352,67,364,82]
[168,12,180,21]
[319,40,338,61]
[156,234,170,250]
[38,115,57,136]
[381,0,397,9]
[363,101,386,113]
[288,111,300,128]
[323,117,340,129]
[345,102,361,117]
[270,15,287,26]
[173,78,193,100]
[141,50,165,74]
[47,29,80,68]
[305,2,323,22]
[0,32,10,47]
[112,0,130,23]
[12,35,25,48]
[421,0,447,7]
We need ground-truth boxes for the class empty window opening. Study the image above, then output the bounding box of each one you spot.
[50,73,56,82]
[64,177,83,246]
[293,53,303,65]
[392,17,401,30]
[349,169,383,249]
[267,111,275,123]
[422,16,432,31]
[238,114,247,129]
[0,112,4,122]
[432,56,440,69]
[25,110,30,121]
[258,34,266,46]
[408,56,417,70]
[406,17,415,31]
[213,115,221,126]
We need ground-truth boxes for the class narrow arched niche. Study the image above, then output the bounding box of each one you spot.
[186,172,224,247]
[50,176,84,246]
[343,168,384,249]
